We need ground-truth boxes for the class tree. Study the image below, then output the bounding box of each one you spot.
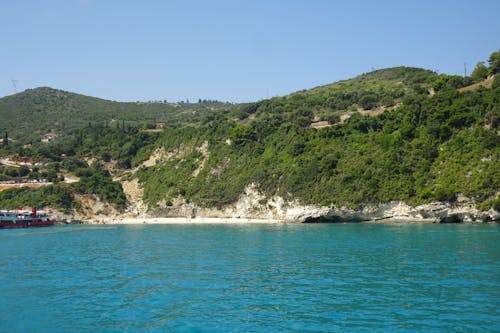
[471,61,488,82]
[229,124,257,146]
[431,74,472,91]
[493,75,500,89]
[18,165,30,177]
[488,49,500,76]
[359,94,378,110]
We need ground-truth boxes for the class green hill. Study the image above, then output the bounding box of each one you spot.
[0,62,499,216]
[136,67,499,211]
[234,67,436,127]
[0,87,234,145]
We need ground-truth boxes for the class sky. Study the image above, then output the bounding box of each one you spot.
[0,0,499,102]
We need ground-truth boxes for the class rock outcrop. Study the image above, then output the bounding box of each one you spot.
[140,185,499,223]
[290,201,499,223]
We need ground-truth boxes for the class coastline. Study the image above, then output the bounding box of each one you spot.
[87,217,284,225]
[59,198,498,225]
[79,216,494,225]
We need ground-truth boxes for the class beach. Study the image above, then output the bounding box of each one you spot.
[90,217,284,224]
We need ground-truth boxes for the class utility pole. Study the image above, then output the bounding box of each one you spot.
[464,62,468,77]
[11,79,19,93]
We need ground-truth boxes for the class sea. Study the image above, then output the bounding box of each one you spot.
[0,223,498,333]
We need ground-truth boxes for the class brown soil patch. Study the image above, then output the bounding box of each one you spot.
[358,107,386,116]
[142,129,164,133]
[310,121,332,129]
[0,183,48,191]
[458,76,494,93]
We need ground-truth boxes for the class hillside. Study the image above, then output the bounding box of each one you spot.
[0,87,235,146]
[0,64,499,222]
[135,67,499,215]
[235,67,437,128]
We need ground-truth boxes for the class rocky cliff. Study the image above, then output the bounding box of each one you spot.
[121,184,499,223]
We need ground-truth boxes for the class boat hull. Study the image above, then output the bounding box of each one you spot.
[0,220,56,229]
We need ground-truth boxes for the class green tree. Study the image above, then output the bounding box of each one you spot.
[432,74,472,91]
[488,49,500,76]
[493,75,500,89]
[229,124,257,146]
[5,168,19,178]
[359,94,378,110]
[18,165,30,177]
[471,61,488,82]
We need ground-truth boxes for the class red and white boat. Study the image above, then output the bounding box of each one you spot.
[0,208,56,229]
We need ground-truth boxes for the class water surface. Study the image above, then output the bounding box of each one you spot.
[0,223,498,332]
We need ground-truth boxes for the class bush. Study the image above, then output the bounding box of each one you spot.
[359,94,378,110]
[18,165,30,177]
[62,157,88,172]
[0,185,75,212]
[433,187,457,202]
[72,163,127,210]
[432,75,473,91]
[471,62,488,82]
[492,75,500,89]
[324,114,341,124]
[479,197,500,211]
[488,49,500,76]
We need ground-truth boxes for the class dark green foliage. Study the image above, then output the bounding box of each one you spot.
[18,165,30,177]
[488,49,500,76]
[233,67,437,128]
[492,75,500,89]
[0,87,235,148]
[1,65,498,213]
[229,124,257,146]
[137,69,500,210]
[0,185,75,212]
[432,74,474,92]
[471,61,488,82]
[72,125,158,168]
[359,94,378,110]
[62,157,87,172]
[73,162,126,210]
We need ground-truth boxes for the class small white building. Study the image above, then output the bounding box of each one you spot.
[41,132,57,143]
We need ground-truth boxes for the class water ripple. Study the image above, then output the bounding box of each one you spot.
[0,224,499,332]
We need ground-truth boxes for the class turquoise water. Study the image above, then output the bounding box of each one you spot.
[0,224,499,332]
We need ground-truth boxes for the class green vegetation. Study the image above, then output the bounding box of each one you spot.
[0,87,235,148]
[136,60,499,211]
[472,61,488,82]
[1,50,499,214]
[234,67,436,126]
[73,162,126,210]
[0,185,75,213]
[488,49,500,76]
[137,81,499,210]
[0,163,62,182]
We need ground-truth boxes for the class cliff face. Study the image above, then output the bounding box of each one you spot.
[130,184,499,223]
[294,201,499,223]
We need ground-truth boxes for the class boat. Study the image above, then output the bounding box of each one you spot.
[0,207,56,229]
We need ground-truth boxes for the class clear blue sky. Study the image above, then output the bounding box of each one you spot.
[1,0,499,102]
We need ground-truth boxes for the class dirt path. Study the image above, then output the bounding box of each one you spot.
[0,183,50,191]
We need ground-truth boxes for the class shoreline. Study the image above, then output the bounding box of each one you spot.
[76,216,498,225]
[54,199,498,225]
[87,217,284,225]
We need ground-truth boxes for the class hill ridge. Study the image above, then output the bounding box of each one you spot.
[0,65,498,219]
